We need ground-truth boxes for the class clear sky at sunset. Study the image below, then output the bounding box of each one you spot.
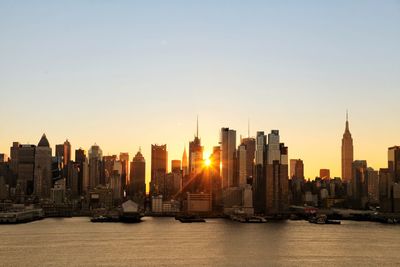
[0,1,399,184]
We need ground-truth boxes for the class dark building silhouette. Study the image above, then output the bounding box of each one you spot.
[189,118,203,178]
[88,144,102,189]
[150,144,167,196]
[388,146,400,183]
[17,144,36,196]
[220,128,236,189]
[266,130,289,214]
[352,160,368,208]
[130,149,146,203]
[253,131,267,214]
[34,134,52,199]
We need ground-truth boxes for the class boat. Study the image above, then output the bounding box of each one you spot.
[245,216,267,223]
[309,215,341,225]
[119,200,143,223]
[176,215,206,223]
[90,215,119,223]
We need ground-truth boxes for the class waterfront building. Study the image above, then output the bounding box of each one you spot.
[186,192,212,214]
[151,195,163,213]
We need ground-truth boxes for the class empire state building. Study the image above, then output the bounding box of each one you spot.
[341,112,354,182]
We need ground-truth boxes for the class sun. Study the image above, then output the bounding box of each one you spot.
[204,158,211,167]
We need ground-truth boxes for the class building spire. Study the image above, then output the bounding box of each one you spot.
[248,118,250,138]
[345,110,349,131]
[196,115,199,138]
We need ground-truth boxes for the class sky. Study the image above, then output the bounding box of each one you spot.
[0,0,399,184]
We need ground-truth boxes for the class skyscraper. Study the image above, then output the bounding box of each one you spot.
[237,144,247,187]
[388,146,400,183]
[189,118,203,177]
[130,149,146,201]
[240,137,256,185]
[342,111,354,182]
[220,128,236,189]
[34,134,52,198]
[16,144,36,195]
[352,160,368,208]
[75,148,87,194]
[150,144,167,195]
[253,131,267,213]
[182,147,188,177]
[171,160,181,173]
[119,152,129,188]
[266,130,289,214]
[290,159,304,180]
[55,139,71,167]
[88,144,102,189]
[320,169,331,180]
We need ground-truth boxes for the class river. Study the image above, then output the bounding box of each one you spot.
[0,217,399,266]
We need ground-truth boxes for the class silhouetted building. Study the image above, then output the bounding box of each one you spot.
[103,155,117,185]
[119,152,129,191]
[130,149,146,204]
[34,134,52,199]
[10,142,20,174]
[55,139,71,169]
[89,144,102,189]
[182,147,188,177]
[75,148,88,194]
[220,128,236,189]
[342,112,354,182]
[320,169,331,180]
[388,146,400,183]
[266,130,289,214]
[352,160,368,208]
[253,131,267,214]
[171,160,181,173]
[16,144,36,196]
[189,118,203,177]
[367,167,379,204]
[241,137,255,185]
[150,144,167,196]
[290,159,304,180]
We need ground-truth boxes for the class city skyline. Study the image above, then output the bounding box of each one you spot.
[1,1,399,184]
[0,112,397,187]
